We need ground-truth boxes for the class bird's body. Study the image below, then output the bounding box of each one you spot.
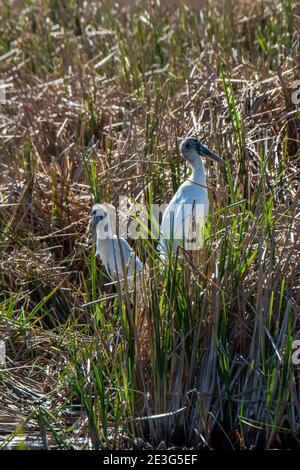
[91,204,143,289]
[96,236,143,284]
[158,138,225,259]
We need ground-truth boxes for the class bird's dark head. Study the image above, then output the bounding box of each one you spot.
[91,204,109,243]
[180,138,225,166]
[91,204,108,222]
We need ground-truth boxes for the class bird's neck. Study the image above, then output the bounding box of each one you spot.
[189,156,206,186]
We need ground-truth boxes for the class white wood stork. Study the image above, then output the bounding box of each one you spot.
[158,137,225,259]
[91,203,143,290]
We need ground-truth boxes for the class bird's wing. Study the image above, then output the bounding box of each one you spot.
[159,182,208,256]
[108,237,143,281]
[119,238,143,272]
[160,182,207,238]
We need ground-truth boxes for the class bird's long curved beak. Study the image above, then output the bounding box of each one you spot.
[198,143,226,165]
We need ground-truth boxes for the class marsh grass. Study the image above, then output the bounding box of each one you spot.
[0,0,299,449]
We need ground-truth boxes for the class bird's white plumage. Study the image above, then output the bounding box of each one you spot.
[158,180,208,257]
[158,138,225,259]
[96,236,143,284]
[91,203,143,289]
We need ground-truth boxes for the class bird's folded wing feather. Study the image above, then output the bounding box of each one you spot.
[158,183,208,257]
[108,238,142,279]
[160,183,207,238]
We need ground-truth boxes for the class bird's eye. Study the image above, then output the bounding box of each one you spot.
[186,142,190,149]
